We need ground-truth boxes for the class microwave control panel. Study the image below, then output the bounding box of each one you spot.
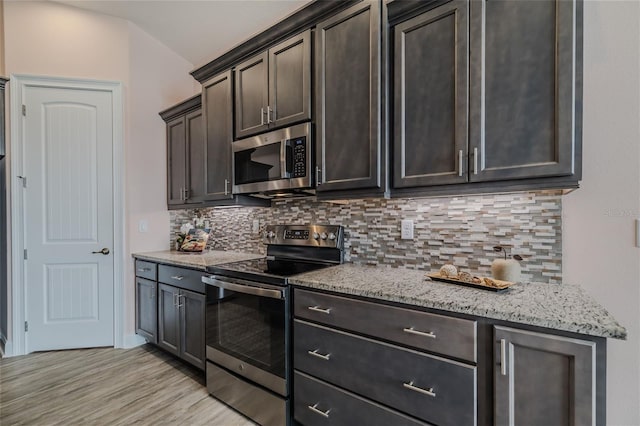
[291,137,306,178]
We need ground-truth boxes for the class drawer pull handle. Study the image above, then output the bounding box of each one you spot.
[170,275,184,281]
[307,349,331,361]
[307,306,331,314]
[403,381,436,398]
[308,403,330,418]
[137,267,151,272]
[403,327,436,339]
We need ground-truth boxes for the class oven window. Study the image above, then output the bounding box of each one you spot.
[235,143,282,185]
[206,289,285,378]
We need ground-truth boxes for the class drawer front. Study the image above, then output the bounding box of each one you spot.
[294,320,476,426]
[294,371,430,426]
[135,260,157,281]
[158,265,205,293]
[294,289,477,362]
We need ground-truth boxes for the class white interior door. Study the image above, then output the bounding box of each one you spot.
[23,85,114,352]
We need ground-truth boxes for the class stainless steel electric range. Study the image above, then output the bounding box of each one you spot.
[202,224,344,426]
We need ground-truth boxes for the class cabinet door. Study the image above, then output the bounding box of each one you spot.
[166,117,187,205]
[185,109,205,203]
[235,51,269,138]
[135,277,157,344]
[269,30,311,128]
[202,71,233,201]
[179,289,205,370]
[494,326,596,426]
[393,1,468,188]
[315,0,383,193]
[157,283,180,356]
[469,0,578,181]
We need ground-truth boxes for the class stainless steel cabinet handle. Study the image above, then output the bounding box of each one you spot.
[171,275,184,281]
[458,150,464,177]
[173,293,179,307]
[403,381,436,397]
[150,287,155,299]
[177,294,185,308]
[91,248,110,255]
[307,306,331,314]
[179,187,184,201]
[184,188,189,200]
[137,267,151,272]
[307,349,331,361]
[224,178,229,195]
[308,403,330,418]
[315,165,322,185]
[260,107,265,126]
[266,106,272,124]
[500,338,507,375]
[473,147,478,175]
[403,327,436,339]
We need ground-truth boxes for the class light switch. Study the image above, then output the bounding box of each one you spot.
[138,220,149,233]
[401,219,414,240]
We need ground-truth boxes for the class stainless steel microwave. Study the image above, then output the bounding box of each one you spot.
[233,122,312,195]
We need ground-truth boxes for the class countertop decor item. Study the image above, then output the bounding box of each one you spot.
[491,245,522,282]
[426,273,513,292]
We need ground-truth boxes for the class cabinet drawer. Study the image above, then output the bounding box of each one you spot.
[158,265,205,293]
[135,260,157,281]
[294,289,477,362]
[294,320,476,426]
[294,371,430,426]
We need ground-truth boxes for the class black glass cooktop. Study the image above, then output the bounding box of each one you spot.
[206,258,333,286]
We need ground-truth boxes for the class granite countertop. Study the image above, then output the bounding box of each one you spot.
[289,264,627,340]
[133,250,264,270]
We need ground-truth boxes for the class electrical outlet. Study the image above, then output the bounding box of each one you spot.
[138,219,149,233]
[253,219,260,233]
[401,219,414,240]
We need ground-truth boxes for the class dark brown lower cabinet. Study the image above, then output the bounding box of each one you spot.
[494,326,600,426]
[157,283,205,370]
[135,277,157,344]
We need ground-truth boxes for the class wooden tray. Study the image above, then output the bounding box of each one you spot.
[426,273,514,292]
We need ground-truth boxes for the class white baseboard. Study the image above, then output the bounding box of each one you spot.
[122,333,147,349]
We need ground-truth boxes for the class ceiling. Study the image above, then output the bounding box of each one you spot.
[52,0,311,68]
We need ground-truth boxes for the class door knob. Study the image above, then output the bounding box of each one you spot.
[92,248,110,255]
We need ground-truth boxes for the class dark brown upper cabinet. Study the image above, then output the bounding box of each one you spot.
[393,0,469,189]
[315,0,385,197]
[469,0,580,182]
[202,70,233,201]
[235,30,311,139]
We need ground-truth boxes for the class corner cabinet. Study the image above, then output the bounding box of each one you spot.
[315,0,386,197]
[390,0,583,196]
[494,326,602,426]
[235,30,311,139]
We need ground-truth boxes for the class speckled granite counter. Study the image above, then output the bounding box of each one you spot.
[289,264,627,339]
[133,250,263,270]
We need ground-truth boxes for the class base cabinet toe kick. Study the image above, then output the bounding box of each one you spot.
[292,288,606,426]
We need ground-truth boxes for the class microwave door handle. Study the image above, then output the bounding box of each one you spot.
[281,140,291,179]
[202,276,284,300]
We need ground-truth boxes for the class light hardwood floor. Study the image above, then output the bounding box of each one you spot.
[0,345,256,425]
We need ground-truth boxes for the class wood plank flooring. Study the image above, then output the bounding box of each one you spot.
[0,345,256,425]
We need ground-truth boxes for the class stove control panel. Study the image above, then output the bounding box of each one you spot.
[263,224,344,249]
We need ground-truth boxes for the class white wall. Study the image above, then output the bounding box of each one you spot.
[3,0,199,341]
[563,1,640,424]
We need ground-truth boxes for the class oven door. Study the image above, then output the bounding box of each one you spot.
[203,276,289,397]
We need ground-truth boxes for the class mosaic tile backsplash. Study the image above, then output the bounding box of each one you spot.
[170,191,563,283]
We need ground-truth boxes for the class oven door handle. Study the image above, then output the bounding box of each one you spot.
[202,276,284,300]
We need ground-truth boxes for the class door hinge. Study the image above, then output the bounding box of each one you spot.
[24,321,29,332]
[22,105,26,116]
[23,249,28,260]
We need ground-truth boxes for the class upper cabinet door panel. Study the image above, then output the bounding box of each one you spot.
[269,30,311,128]
[469,0,577,181]
[186,110,205,202]
[203,71,233,201]
[235,51,269,139]
[167,117,186,205]
[393,0,469,188]
[315,0,382,192]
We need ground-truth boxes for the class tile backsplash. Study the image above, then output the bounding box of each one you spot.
[170,191,563,283]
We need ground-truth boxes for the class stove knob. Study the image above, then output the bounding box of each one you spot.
[328,232,336,241]
[320,232,328,240]
[268,231,276,239]
[312,232,320,240]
